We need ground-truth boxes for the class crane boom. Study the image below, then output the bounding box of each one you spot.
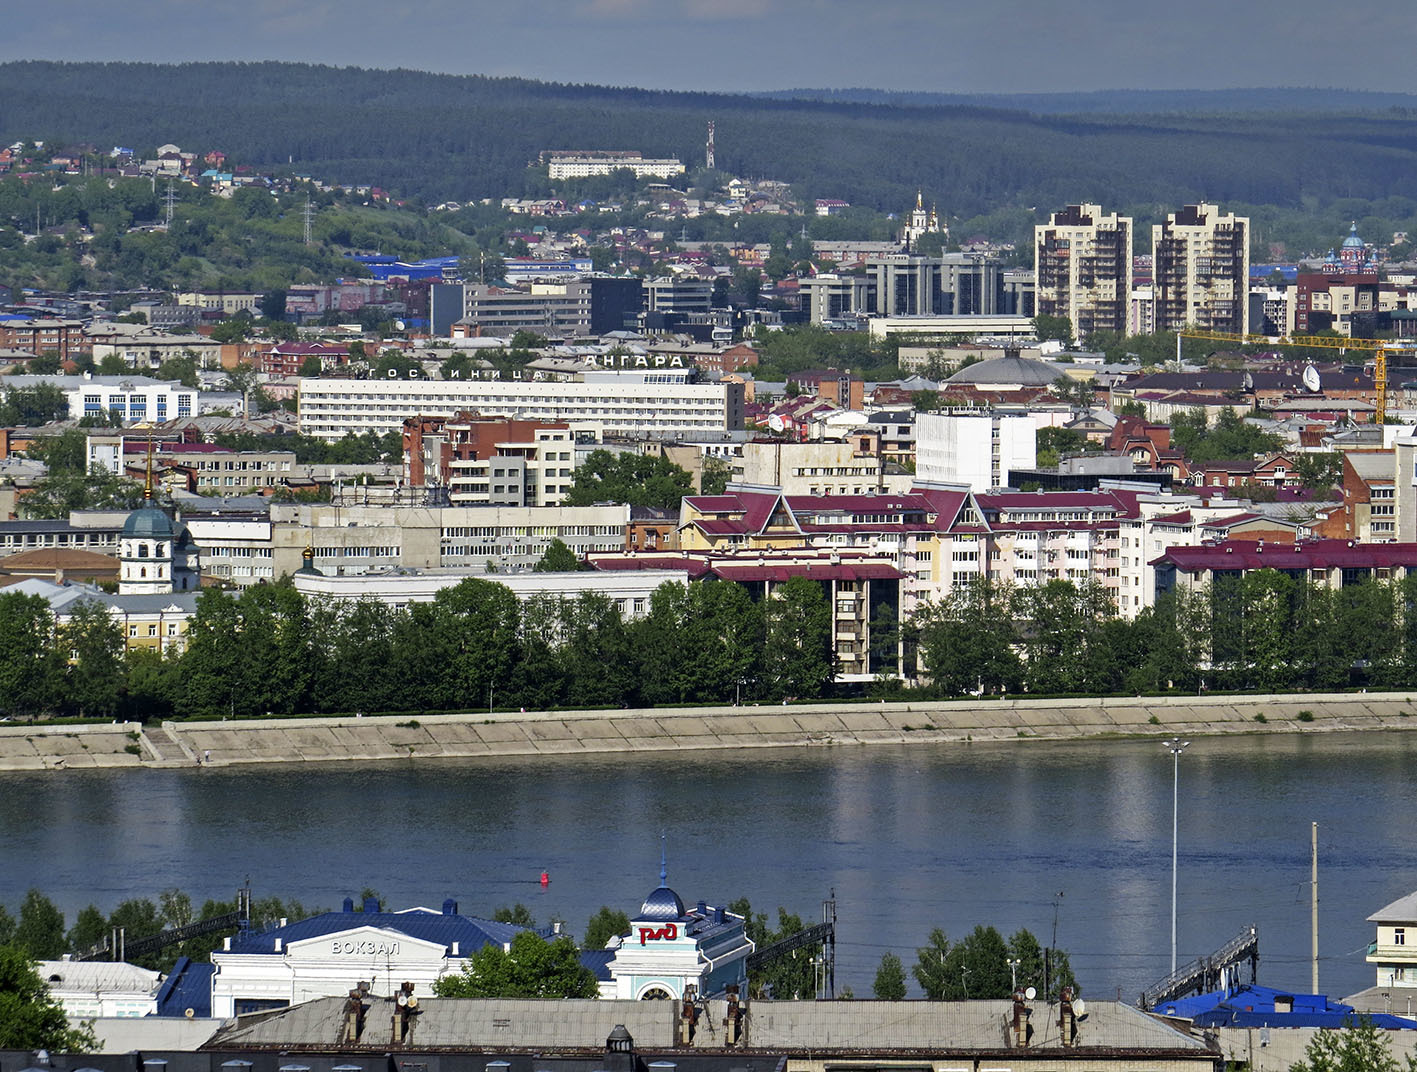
[1177,330,1411,425]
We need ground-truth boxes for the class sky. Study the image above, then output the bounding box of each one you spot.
[5,0,1414,96]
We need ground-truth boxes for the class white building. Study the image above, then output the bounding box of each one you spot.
[298,373,744,441]
[36,959,160,1019]
[547,153,684,180]
[915,410,1037,491]
[1153,202,1250,333]
[292,564,691,617]
[210,896,524,1018]
[0,374,215,424]
[592,878,753,1001]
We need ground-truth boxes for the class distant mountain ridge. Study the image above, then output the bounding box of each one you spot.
[2,61,1416,216]
[756,86,1417,115]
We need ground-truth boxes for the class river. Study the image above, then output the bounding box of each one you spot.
[5,730,1417,1002]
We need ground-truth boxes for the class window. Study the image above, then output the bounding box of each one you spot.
[1396,928,1406,946]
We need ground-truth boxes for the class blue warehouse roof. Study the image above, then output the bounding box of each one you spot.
[226,898,524,956]
[1158,984,1417,1030]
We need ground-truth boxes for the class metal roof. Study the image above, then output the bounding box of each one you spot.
[226,907,523,956]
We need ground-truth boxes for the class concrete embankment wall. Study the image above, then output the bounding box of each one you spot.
[2,691,1415,772]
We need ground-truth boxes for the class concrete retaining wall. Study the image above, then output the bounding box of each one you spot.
[2,692,1415,772]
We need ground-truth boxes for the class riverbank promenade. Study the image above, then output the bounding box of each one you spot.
[1,691,1414,771]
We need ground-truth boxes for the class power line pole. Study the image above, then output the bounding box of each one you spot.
[164,179,177,227]
[303,195,315,246]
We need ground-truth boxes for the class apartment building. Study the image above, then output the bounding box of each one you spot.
[1153,203,1250,333]
[545,152,684,180]
[0,317,84,360]
[3,374,202,423]
[298,372,744,441]
[402,413,579,506]
[182,501,635,585]
[1035,204,1134,336]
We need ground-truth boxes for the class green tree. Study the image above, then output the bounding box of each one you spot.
[729,899,819,999]
[66,905,107,953]
[873,952,907,999]
[1289,1015,1403,1072]
[564,449,693,510]
[260,289,287,320]
[156,354,201,388]
[431,931,598,998]
[0,594,64,717]
[1033,314,1073,346]
[761,577,834,700]
[210,318,249,344]
[912,579,1022,696]
[0,946,97,1051]
[493,904,536,928]
[912,928,952,999]
[1291,451,1344,491]
[61,599,125,718]
[583,906,631,951]
[533,538,582,572]
[297,354,323,378]
[700,456,732,495]
[14,889,66,959]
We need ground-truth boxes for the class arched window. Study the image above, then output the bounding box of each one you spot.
[139,543,148,558]
[140,568,147,578]
[639,986,674,1001]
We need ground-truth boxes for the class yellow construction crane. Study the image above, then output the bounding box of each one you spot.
[1178,329,1410,424]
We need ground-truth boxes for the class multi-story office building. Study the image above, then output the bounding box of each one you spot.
[915,409,1037,492]
[868,253,1006,317]
[1035,205,1133,337]
[298,370,744,440]
[1152,203,1250,333]
[403,414,580,506]
[449,278,643,337]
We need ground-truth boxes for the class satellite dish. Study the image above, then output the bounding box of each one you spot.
[393,319,406,332]
[768,414,785,432]
[185,1008,195,1019]
[1242,372,1254,391]
[1025,986,1037,1001]
[1073,997,1087,1018]
[396,992,408,1006]
[1303,364,1322,392]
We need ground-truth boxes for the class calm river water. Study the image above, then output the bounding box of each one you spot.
[4,730,1417,1002]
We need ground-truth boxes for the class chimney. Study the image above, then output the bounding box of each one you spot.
[363,896,380,913]
[343,897,355,913]
[442,898,458,916]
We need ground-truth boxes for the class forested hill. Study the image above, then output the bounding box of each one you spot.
[759,87,1417,115]
[6,61,1417,214]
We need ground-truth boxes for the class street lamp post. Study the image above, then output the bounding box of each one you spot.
[1164,737,1190,975]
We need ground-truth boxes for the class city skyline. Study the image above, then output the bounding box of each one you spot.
[7,0,1416,97]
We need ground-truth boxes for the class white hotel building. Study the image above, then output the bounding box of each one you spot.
[298,372,744,441]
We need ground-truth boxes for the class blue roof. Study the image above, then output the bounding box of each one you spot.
[580,949,615,982]
[154,956,213,1018]
[226,905,524,956]
[638,885,686,922]
[1158,984,1417,1030]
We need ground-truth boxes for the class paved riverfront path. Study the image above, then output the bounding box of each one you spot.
[1,691,1414,771]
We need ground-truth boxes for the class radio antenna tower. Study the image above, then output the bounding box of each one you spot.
[164,179,177,227]
[705,120,715,171]
[303,196,315,246]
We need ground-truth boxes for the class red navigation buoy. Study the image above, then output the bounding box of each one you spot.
[540,871,549,887]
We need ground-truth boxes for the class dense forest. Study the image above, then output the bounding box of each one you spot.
[5,61,1417,224]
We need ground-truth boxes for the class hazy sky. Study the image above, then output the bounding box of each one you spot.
[8,0,1415,95]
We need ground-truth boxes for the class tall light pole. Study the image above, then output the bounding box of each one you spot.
[1165,737,1190,974]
